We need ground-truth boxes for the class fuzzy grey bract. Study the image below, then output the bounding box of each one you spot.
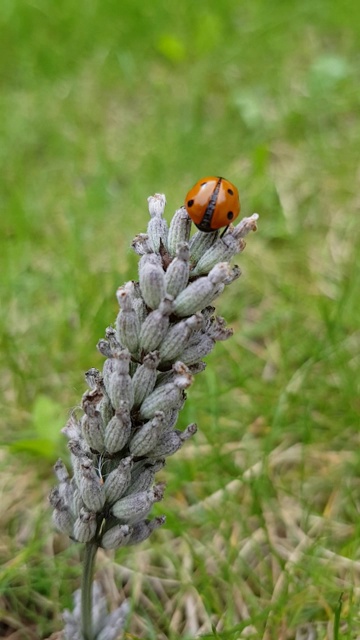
[50,193,258,550]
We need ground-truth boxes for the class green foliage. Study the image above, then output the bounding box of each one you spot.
[1,0,360,638]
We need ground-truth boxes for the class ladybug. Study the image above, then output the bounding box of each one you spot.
[184,176,241,233]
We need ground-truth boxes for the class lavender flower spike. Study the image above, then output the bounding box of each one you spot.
[51,189,258,640]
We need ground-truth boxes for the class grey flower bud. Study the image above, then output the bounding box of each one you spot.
[167,207,192,256]
[104,350,134,411]
[54,458,70,483]
[105,326,121,352]
[104,404,132,453]
[131,233,152,256]
[53,460,74,506]
[139,296,174,352]
[97,338,113,358]
[147,423,197,458]
[97,391,114,430]
[188,361,207,374]
[72,488,85,517]
[139,368,193,420]
[132,351,160,406]
[125,459,165,495]
[111,484,165,524]
[100,524,132,550]
[189,228,218,263]
[147,194,168,252]
[139,253,166,309]
[223,264,242,285]
[81,413,105,453]
[191,234,245,276]
[62,413,82,440]
[206,316,234,341]
[73,508,97,543]
[129,411,165,456]
[116,288,140,353]
[52,507,74,536]
[49,486,64,510]
[126,516,166,546]
[104,456,133,504]
[179,334,215,366]
[232,213,259,240]
[78,460,106,512]
[117,280,147,325]
[68,440,92,488]
[158,312,203,363]
[173,263,232,317]
[84,368,103,390]
[164,242,190,297]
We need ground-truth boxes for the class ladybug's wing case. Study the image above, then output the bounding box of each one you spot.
[211,179,241,230]
[185,178,219,228]
[185,176,241,232]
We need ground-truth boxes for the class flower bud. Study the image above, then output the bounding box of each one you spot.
[84,368,103,391]
[125,459,165,495]
[164,242,190,297]
[207,315,234,341]
[49,486,64,510]
[167,207,192,257]
[147,194,168,252]
[78,459,106,512]
[173,263,232,317]
[132,351,160,406]
[116,289,140,354]
[62,413,82,441]
[159,312,203,363]
[126,516,166,546]
[73,508,97,543]
[52,506,75,536]
[131,233,152,256]
[139,253,166,310]
[189,228,218,263]
[155,362,191,393]
[104,350,134,411]
[139,369,193,420]
[179,334,215,366]
[72,488,85,517]
[139,296,174,352]
[104,456,133,504]
[54,458,70,484]
[105,326,121,352]
[100,524,132,550]
[97,338,113,358]
[147,423,197,458]
[68,440,92,487]
[104,404,132,453]
[191,234,245,276]
[53,460,74,506]
[232,213,259,240]
[129,411,165,456]
[81,414,105,452]
[111,484,165,524]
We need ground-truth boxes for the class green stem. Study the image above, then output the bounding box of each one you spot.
[81,541,98,640]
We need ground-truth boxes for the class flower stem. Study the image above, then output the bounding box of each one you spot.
[81,541,98,640]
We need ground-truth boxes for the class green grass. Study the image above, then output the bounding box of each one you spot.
[1,0,360,637]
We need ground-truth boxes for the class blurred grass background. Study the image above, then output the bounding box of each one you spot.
[1,0,360,638]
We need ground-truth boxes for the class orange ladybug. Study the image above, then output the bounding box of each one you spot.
[184,176,241,232]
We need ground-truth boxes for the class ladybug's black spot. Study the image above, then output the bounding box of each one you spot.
[227,188,234,196]
[227,211,234,220]
[187,199,194,208]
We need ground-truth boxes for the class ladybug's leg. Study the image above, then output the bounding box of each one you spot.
[220,226,229,238]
